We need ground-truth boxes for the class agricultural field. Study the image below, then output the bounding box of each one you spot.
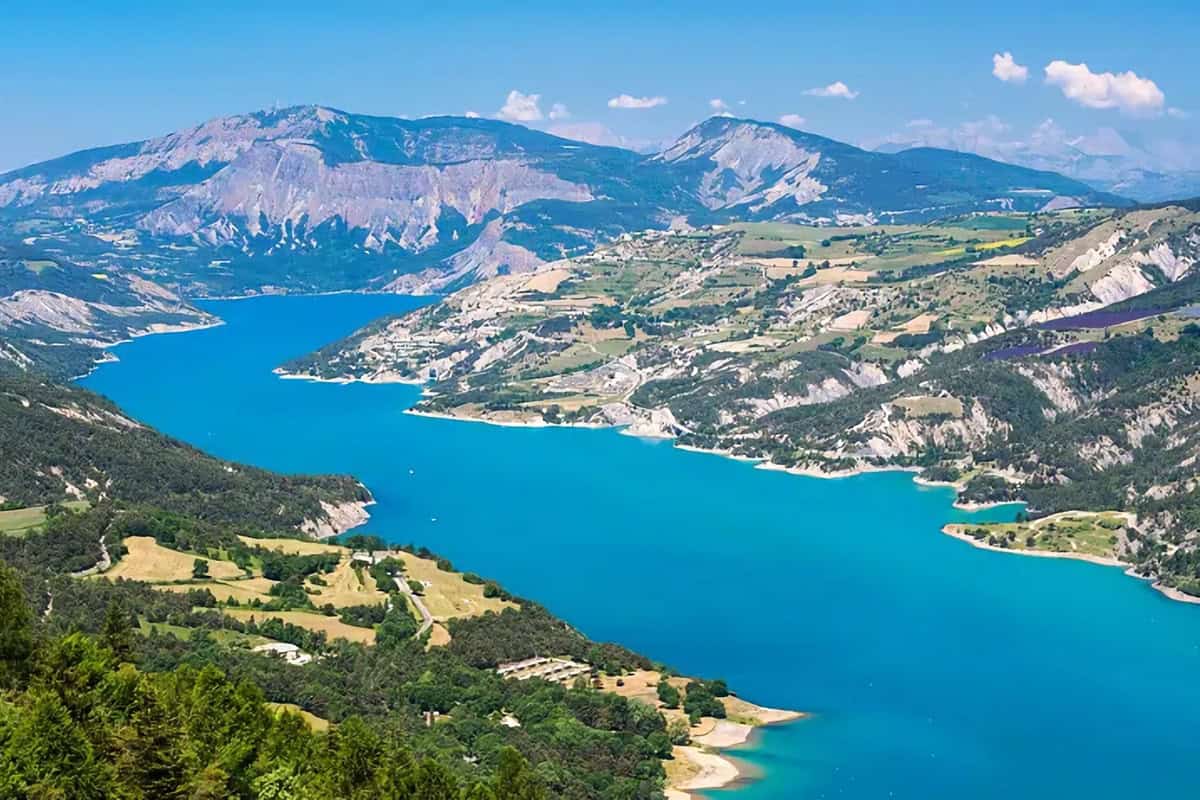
[731,217,1034,275]
[0,501,89,537]
[305,557,388,607]
[104,536,244,582]
[92,524,516,646]
[156,577,277,605]
[266,702,331,732]
[236,534,344,555]
[397,551,517,621]
[137,618,268,647]
[223,607,377,645]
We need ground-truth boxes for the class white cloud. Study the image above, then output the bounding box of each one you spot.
[803,81,858,100]
[497,90,543,122]
[1044,60,1165,115]
[548,103,571,121]
[778,114,807,129]
[709,98,729,112]
[464,111,481,119]
[607,94,668,110]
[992,52,1029,83]
[1167,107,1190,120]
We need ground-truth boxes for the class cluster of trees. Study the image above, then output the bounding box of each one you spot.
[2,497,685,799]
[338,602,389,629]
[654,678,728,723]
[448,606,651,674]
[0,505,110,575]
[0,563,547,799]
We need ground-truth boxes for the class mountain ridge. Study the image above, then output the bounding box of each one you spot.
[0,106,1125,296]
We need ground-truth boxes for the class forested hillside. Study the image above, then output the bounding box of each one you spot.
[0,499,690,799]
[0,376,369,535]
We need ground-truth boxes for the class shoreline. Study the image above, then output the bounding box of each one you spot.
[71,318,225,381]
[306,496,377,540]
[667,705,805,798]
[940,523,1200,606]
[275,368,428,386]
[383,400,1200,609]
[405,407,610,429]
[291,387,1031,500]
[939,523,1127,568]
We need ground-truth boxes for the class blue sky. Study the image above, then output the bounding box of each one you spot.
[1,0,1196,171]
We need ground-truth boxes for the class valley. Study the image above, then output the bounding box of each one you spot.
[0,97,1198,800]
[281,202,1200,598]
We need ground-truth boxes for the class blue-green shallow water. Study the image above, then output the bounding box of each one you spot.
[82,294,1200,799]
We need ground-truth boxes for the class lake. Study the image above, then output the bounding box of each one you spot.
[82,294,1200,799]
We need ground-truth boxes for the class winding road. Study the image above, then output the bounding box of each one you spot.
[373,551,434,636]
[71,534,111,578]
[394,576,434,635]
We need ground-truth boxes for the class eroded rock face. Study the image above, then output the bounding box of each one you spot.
[140,141,594,251]
[0,108,325,207]
[1090,262,1156,304]
[1,108,1121,294]
[0,106,654,293]
[657,121,827,210]
[1132,240,1196,282]
[383,219,544,293]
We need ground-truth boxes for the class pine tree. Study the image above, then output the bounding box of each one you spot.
[413,759,460,800]
[0,561,34,687]
[332,716,382,797]
[189,764,231,800]
[250,767,301,800]
[494,747,545,800]
[118,681,187,799]
[100,597,136,662]
[6,689,108,799]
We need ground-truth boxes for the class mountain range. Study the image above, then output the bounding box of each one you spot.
[0,106,1125,295]
[873,121,1200,203]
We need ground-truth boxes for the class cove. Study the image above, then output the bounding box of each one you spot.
[82,294,1200,799]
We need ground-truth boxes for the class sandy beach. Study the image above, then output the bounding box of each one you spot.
[669,701,803,796]
[667,746,743,797]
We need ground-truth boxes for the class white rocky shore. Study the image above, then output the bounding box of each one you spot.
[300,498,375,539]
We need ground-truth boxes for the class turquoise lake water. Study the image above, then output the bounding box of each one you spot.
[82,294,1200,799]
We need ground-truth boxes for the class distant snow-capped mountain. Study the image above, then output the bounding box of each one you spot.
[873,121,1200,203]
